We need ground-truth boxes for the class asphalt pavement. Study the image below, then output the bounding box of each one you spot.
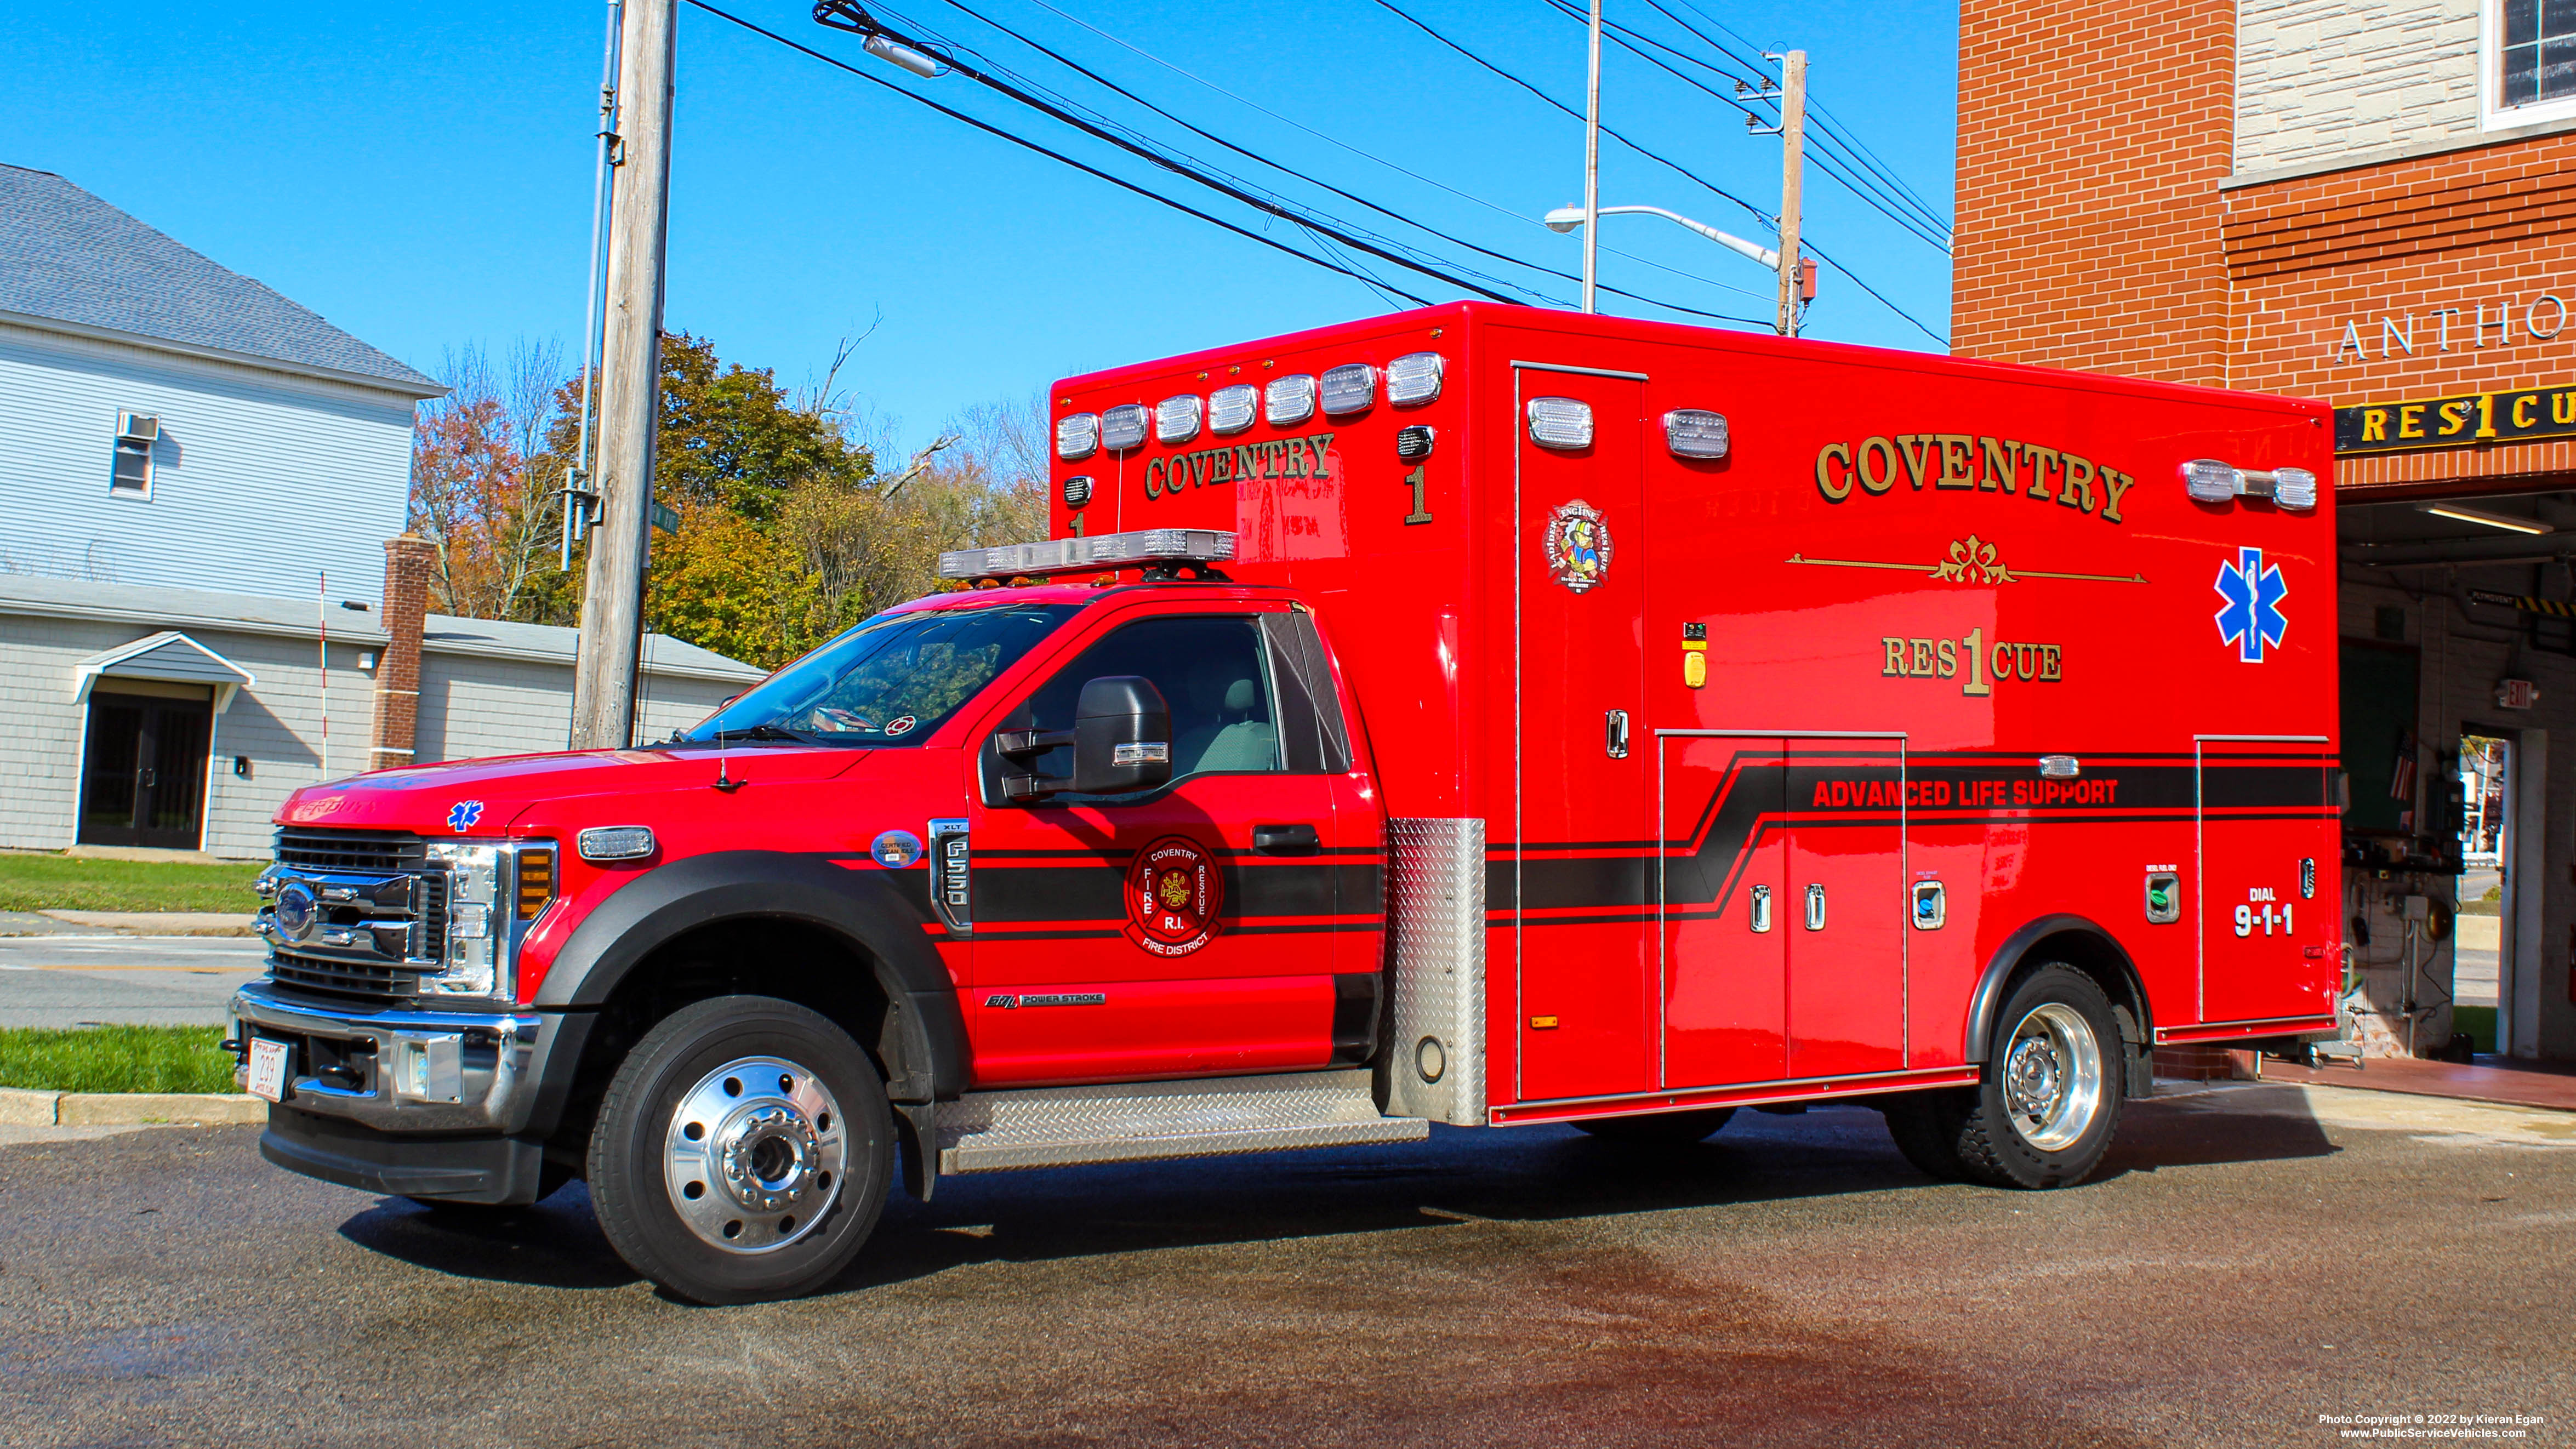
[0,1082,2567,1447]
[0,934,265,1028]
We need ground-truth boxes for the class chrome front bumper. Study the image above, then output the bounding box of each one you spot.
[229,979,550,1134]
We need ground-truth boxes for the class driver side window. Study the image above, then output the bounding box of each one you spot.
[1004,614,1282,788]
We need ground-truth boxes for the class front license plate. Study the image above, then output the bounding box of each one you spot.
[246,1038,290,1103]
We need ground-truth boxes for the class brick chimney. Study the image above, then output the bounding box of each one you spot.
[370,534,434,769]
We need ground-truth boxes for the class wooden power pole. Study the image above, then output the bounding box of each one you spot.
[1773,49,1808,339]
[571,0,675,751]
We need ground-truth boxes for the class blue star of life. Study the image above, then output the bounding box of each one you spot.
[447,800,485,833]
[2213,546,2289,663]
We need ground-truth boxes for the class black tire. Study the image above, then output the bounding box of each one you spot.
[1572,1106,1737,1144]
[585,995,894,1305]
[1880,964,2124,1190]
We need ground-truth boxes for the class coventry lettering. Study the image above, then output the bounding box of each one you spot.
[1813,433,2136,522]
[1143,432,1335,498]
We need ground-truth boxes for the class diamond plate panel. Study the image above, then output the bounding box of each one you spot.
[1383,817,1489,1125]
[938,1069,1426,1174]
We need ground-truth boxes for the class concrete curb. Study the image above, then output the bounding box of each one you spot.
[38,910,257,938]
[0,1086,264,1126]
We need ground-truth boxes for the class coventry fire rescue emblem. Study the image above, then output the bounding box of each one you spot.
[1125,835,1223,957]
[1542,499,1613,593]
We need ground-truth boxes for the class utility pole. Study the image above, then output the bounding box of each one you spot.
[564,0,625,574]
[1773,49,1807,339]
[570,0,675,751]
[1580,0,1603,313]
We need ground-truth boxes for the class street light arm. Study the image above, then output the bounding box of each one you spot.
[1543,204,1780,270]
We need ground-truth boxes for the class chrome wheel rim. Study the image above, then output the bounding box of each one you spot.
[664,1055,845,1253]
[1999,1003,2103,1153]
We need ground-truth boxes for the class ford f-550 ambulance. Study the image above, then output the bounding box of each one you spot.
[232,302,2339,1303]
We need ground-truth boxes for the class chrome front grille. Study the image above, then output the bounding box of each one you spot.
[260,828,443,1005]
[273,827,426,875]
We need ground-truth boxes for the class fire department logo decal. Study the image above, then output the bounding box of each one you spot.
[1542,499,1613,593]
[1124,835,1223,957]
[2213,546,2288,662]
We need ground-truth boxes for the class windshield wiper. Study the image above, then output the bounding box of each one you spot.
[686,722,824,747]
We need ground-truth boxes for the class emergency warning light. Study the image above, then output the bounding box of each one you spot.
[1320,363,1377,416]
[2182,459,2317,510]
[1661,409,1730,459]
[1209,383,1259,435]
[1100,404,1150,452]
[1266,374,1317,426]
[1528,396,1594,449]
[938,528,1238,581]
[1056,412,1099,461]
[1156,394,1203,445]
[1386,351,1445,406]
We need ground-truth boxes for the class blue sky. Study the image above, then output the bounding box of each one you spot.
[5,0,1956,456]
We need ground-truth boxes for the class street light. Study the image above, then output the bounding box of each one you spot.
[1545,204,1781,271]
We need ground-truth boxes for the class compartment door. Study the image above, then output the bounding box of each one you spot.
[1659,733,1789,1088]
[1514,366,1651,1103]
[1785,741,1908,1079]
[2198,738,2339,1024]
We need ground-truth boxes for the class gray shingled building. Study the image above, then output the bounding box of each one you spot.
[0,164,761,857]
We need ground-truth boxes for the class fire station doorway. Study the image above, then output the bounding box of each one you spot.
[1512,362,1651,1103]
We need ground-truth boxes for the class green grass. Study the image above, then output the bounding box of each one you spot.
[0,1026,238,1094]
[0,853,261,914]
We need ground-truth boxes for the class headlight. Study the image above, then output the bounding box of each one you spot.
[423,841,554,998]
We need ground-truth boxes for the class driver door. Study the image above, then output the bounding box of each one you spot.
[962,607,1365,1087]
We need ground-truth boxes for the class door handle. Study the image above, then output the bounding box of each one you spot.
[1252,823,1321,856]
[1605,708,1630,760]
[1804,883,1827,931]
[1748,883,1773,933]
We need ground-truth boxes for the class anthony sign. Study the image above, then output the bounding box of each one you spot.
[2334,384,2576,455]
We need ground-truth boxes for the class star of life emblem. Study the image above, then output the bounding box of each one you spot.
[2213,546,2288,662]
[1542,499,1614,594]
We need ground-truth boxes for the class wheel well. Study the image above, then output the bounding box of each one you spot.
[545,918,905,1170]
[1998,927,2154,1093]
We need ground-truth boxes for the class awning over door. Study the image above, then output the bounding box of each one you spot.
[72,631,257,713]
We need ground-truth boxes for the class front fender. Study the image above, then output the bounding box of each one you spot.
[1963,912,2150,1074]
[532,850,967,1101]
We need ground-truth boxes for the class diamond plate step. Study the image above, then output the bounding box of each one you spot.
[936,1069,1428,1174]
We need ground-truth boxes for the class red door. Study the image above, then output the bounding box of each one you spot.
[963,607,1369,1087]
[2198,740,2339,1024]
[1660,734,1789,1087]
[1785,741,1908,1079]
[1514,367,1652,1103]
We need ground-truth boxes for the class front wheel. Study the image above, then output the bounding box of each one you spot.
[586,995,895,1304]
[1880,963,2124,1190]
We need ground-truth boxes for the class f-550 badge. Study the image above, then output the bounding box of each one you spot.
[1542,499,1613,594]
[1125,835,1222,957]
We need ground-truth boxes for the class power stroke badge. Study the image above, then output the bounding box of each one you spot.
[1125,835,1223,957]
[1542,499,1613,593]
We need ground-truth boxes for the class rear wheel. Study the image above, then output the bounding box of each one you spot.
[586,995,894,1304]
[1880,964,2124,1189]
[1572,1106,1736,1144]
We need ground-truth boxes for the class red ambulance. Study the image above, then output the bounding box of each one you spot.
[232,302,2340,1303]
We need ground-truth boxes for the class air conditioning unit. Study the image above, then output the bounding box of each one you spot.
[117,412,160,443]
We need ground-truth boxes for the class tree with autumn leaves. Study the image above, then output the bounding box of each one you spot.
[407,333,1046,669]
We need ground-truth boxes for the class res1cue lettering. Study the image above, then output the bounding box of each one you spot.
[1881,629,2064,694]
[1813,432,2137,522]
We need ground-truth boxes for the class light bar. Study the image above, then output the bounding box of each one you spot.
[2420,503,2555,535]
[1209,383,1258,435]
[1528,396,1593,450]
[1156,394,1203,444]
[1101,403,1150,452]
[1386,351,1445,406]
[938,528,1239,580]
[2271,467,2318,510]
[1662,409,1729,460]
[2182,458,2319,510]
[1056,413,1099,461]
[1321,362,1376,416]
[1265,374,1316,426]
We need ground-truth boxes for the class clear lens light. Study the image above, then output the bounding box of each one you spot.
[1208,384,1258,435]
[1265,374,1317,426]
[2182,459,2240,503]
[1661,409,1729,459]
[1100,404,1150,452]
[1155,395,1203,444]
[577,825,657,862]
[2271,466,2318,509]
[424,843,501,996]
[1528,397,1594,449]
[1056,413,1099,461]
[1386,351,1445,406]
[1320,363,1376,416]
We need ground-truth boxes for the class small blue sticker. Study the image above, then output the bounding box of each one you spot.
[447,800,485,833]
[2214,546,2289,662]
[871,829,924,869]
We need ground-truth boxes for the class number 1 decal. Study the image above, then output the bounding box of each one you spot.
[1403,466,1432,525]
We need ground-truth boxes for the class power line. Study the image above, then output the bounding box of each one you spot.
[919,0,1770,324]
[681,0,1434,305]
[1365,0,1948,347]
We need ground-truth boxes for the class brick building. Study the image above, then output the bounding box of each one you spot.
[1957,0,2576,1062]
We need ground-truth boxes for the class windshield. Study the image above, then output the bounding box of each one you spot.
[675,601,1082,748]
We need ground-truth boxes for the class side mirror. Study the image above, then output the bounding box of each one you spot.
[1071,676,1172,794]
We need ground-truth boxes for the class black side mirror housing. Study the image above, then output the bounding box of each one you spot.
[1072,676,1172,794]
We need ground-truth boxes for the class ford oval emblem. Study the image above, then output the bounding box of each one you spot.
[273,882,318,942]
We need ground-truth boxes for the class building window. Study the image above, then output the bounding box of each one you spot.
[2489,0,2576,126]
[111,412,157,497]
